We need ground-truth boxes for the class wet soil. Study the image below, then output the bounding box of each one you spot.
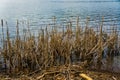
[0,65,120,80]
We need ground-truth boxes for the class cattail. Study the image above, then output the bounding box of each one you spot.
[27,20,31,37]
[6,21,13,73]
[1,19,4,48]
[1,19,3,27]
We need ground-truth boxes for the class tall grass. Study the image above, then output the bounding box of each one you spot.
[0,17,119,75]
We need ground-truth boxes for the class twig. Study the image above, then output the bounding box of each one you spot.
[80,73,93,80]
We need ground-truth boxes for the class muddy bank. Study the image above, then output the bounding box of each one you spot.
[0,65,120,80]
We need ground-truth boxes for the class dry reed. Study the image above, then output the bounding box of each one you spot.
[0,16,119,76]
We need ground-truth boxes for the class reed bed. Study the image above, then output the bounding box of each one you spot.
[0,17,120,76]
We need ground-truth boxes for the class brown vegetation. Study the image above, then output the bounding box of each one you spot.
[0,17,120,79]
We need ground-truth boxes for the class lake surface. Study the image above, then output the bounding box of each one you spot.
[0,0,120,37]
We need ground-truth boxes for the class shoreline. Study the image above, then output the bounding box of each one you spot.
[0,17,120,79]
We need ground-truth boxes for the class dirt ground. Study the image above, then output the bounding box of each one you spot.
[0,65,120,80]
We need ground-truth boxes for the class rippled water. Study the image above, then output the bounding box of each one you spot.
[0,1,120,36]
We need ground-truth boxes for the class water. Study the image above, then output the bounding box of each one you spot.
[0,0,120,34]
[0,1,120,45]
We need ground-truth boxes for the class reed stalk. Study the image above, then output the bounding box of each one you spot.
[0,16,119,75]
